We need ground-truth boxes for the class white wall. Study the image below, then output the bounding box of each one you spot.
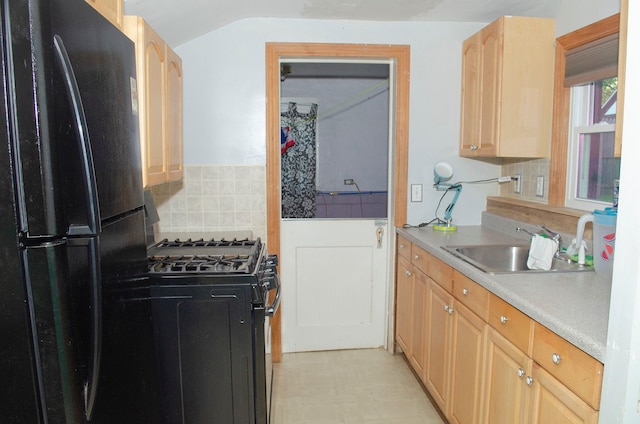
[176,19,498,226]
[553,0,620,35]
[600,1,640,421]
[173,0,620,227]
[281,77,390,192]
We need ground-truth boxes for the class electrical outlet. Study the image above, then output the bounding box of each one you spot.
[536,175,544,197]
[411,184,422,202]
[344,179,354,185]
[514,174,521,193]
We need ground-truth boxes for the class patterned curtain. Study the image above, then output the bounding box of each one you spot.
[281,102,318,218]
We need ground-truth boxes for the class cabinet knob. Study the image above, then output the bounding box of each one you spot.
[462,288,469,296]
[400,244,405,248]
[525,376,534,386]
[414,255,420,260]
[517,368,525,379]
[448,305,454,315]
[405,270,412,277]
[552,353,562,365]
[499,315,509,325]
[470,145,478,151]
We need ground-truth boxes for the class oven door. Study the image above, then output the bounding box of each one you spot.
[264,314,273,424]
[256,273,280,424]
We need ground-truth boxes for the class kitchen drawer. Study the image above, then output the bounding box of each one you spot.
[453,271,489,321]
[411,244,429,276]
[397,235,411,260]
[533,323,604,410]
[489,294,533,356]
[428,254,453,292]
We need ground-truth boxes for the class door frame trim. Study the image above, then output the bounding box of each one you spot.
[265,42,410,362]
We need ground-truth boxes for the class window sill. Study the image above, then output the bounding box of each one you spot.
[486,196,593,239]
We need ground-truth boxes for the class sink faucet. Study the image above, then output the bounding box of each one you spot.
[539,225,572,263]
[516,226,572,263]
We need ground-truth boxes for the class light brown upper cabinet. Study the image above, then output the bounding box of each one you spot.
[460,16,555,158]
[85,0,124,30]
[124,16,183,187]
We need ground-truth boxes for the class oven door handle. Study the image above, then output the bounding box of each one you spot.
[265,274,281,317]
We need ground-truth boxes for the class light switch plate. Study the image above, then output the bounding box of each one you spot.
[536,176,544,197]
[411,184,422,202]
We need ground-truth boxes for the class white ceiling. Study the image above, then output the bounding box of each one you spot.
[123,0,562,47]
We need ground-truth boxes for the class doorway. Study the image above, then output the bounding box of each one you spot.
[265,43,410,361]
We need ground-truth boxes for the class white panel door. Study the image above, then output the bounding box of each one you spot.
[281,219,389,352]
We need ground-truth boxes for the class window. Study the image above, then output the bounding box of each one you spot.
[548,13,620,209]
[566,78,621,210]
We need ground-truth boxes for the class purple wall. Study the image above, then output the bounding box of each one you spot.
[315,192,387,218]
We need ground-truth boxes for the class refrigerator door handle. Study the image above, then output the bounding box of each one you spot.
[52,35,101,236]
[67,236,103,421]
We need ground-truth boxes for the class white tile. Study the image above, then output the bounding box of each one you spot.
[271,349,444,424]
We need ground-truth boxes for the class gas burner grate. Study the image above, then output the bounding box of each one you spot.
[148,254,255,274]
[155,238,258,248]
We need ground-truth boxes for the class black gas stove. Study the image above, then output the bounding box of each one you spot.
[143,237,279,424]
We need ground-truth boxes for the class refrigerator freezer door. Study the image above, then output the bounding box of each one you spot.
[6,0,143,239]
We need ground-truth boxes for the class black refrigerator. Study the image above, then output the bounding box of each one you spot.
[0,0,162,422]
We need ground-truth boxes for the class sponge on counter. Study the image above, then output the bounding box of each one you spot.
[570,253,594,266]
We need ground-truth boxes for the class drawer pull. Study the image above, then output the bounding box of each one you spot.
[552,353,562,365]
[525,376,534,386]
[462,288,469,296]
[517,368,525,379]
[499,315,509,325]
[400,244,405,248]
[470,145,478,151]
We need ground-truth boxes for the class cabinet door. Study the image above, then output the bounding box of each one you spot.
[424,279,453,412]
[529,363,599,424]
[449,300,486,424]
[460,35,480,154]
[165,46,183,183]
[128,20,168,188]
[483,327,531,424]
[477,19,502,156]
[409,270,427,376]
[395,256,414,353]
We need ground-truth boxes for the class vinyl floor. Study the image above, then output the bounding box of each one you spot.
[270,348,445,424]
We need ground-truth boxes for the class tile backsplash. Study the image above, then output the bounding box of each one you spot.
[500,158,550,202]
[149,160,548,240]
[149,165,266,240]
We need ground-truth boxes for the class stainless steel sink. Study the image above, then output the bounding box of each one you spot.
[442,244,593,274]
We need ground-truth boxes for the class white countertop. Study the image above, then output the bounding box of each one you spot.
[396,225,611,362]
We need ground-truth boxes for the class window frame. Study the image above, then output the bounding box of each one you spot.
[548,14,620,207]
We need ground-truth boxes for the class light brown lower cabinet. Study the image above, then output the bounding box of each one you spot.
[409,270,427,376]
[529,363,599,423]
[482,326,532,423]
[396,253,428,377]
[394,240,603,424]
[449,299,486,424]
[424,278,454,412]
[395,255,414,354]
